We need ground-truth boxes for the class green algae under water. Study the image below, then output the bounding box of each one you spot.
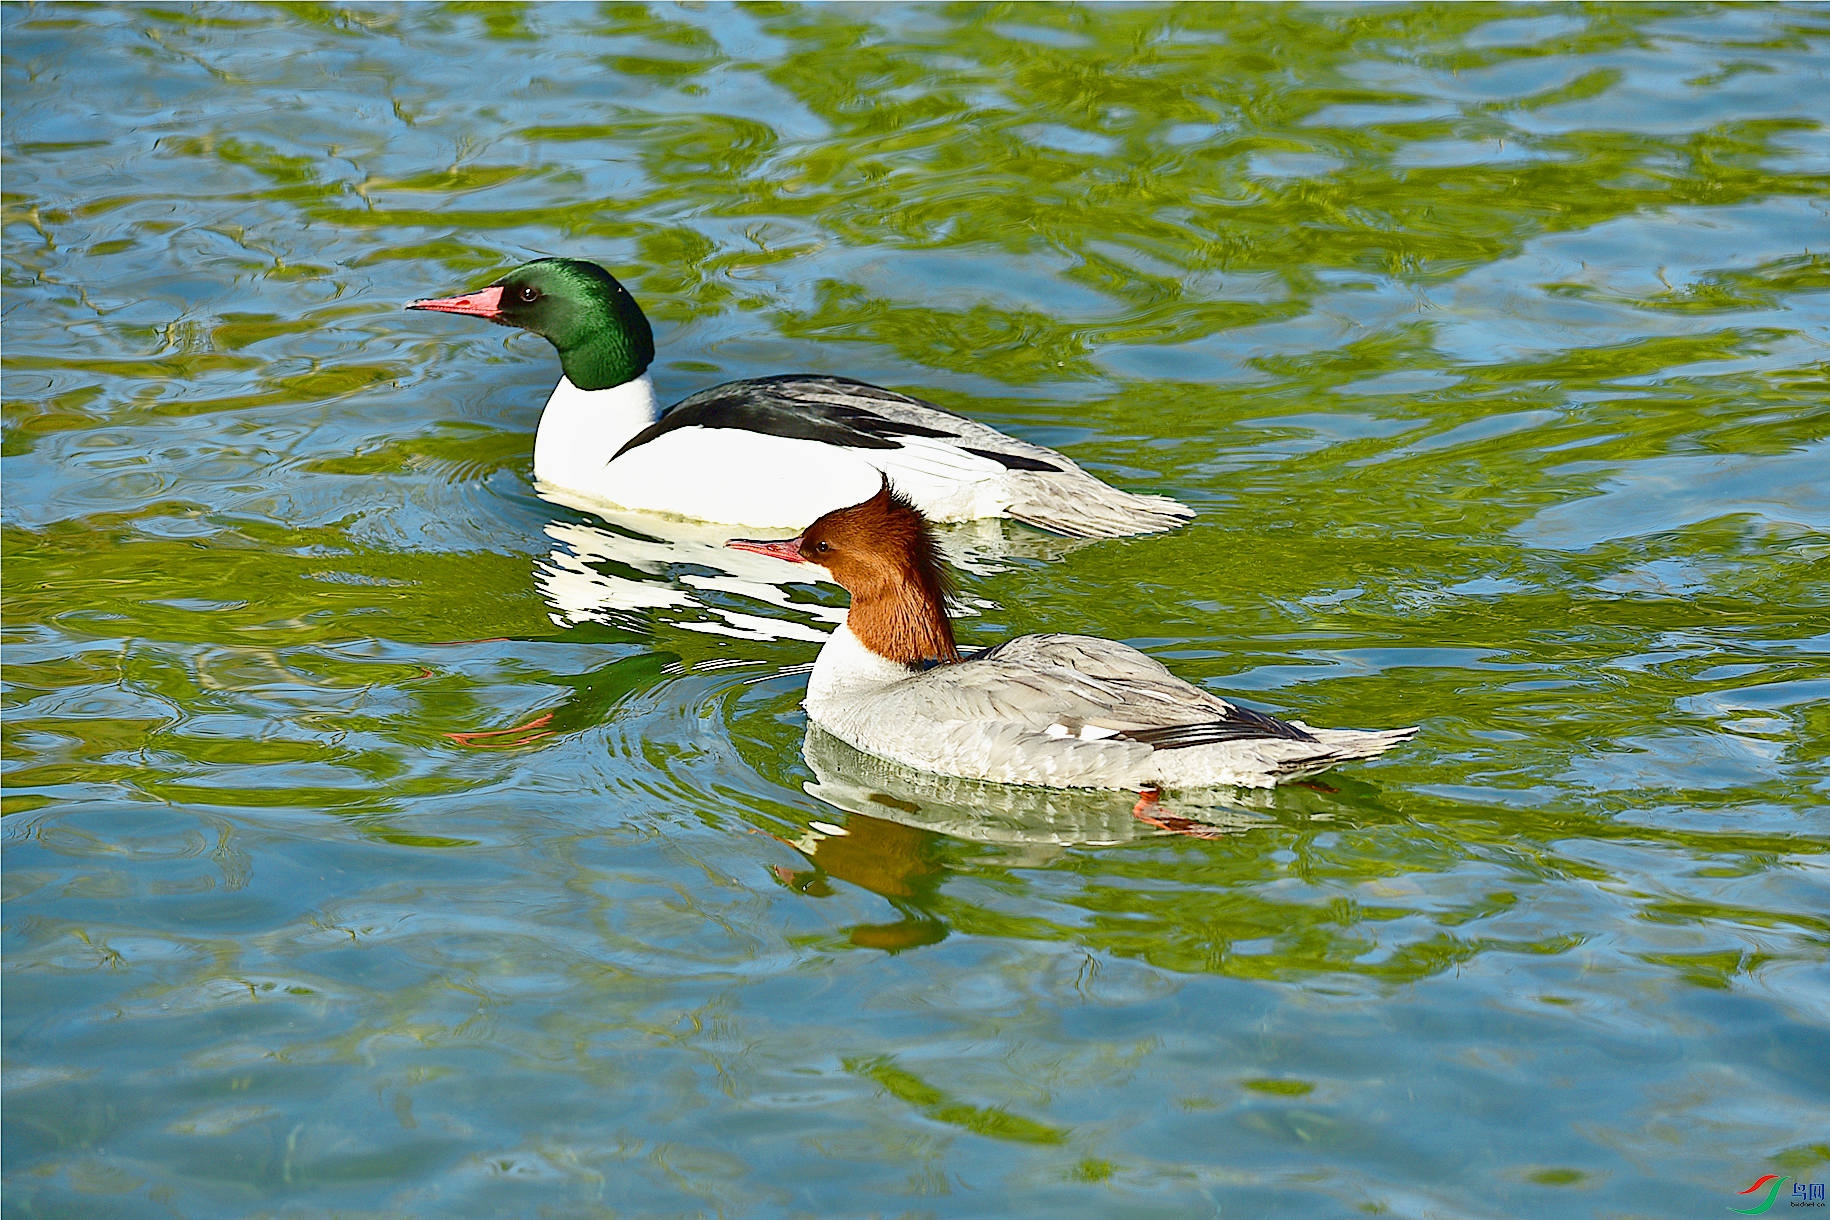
[4,4,1828,1216]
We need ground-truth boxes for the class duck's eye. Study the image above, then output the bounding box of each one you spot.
[815,540,831,554]
[515,286,540,304]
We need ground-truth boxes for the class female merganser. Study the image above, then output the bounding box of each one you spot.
[407,258,1193,537]
[731,485,1416,790]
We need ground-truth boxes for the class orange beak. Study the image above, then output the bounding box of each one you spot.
[727,537,806,563]
[406,284,507,320]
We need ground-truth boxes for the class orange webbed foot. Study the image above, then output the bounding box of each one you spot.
[446,711,556,749]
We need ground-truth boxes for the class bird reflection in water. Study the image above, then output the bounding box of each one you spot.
[771,809,952,952]
[768,726,1284,951]
[533,500,1090,643]
[799,725,1277,851]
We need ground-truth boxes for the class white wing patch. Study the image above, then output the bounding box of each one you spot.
[1045,721,1124,741]
[869,437,1010,521]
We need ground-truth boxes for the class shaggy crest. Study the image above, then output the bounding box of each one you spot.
[800,481,961,668]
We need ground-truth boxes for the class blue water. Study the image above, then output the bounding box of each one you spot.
[4,4,1828,1216]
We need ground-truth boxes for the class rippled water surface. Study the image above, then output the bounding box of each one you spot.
[5,3,1829,1216]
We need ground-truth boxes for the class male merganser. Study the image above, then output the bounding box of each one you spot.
[731,485,1417,790]
[407,258,1193,536]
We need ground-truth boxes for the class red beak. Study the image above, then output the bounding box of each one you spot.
[727,536,806,563]
[406,284,506,320]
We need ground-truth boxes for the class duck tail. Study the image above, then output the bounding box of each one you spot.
[1005,472,1195,539]
[1282,724,1419,774]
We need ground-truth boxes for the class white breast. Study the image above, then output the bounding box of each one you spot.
[806,622,915,715]
[600,428,888,528]
[532,374,659,498]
